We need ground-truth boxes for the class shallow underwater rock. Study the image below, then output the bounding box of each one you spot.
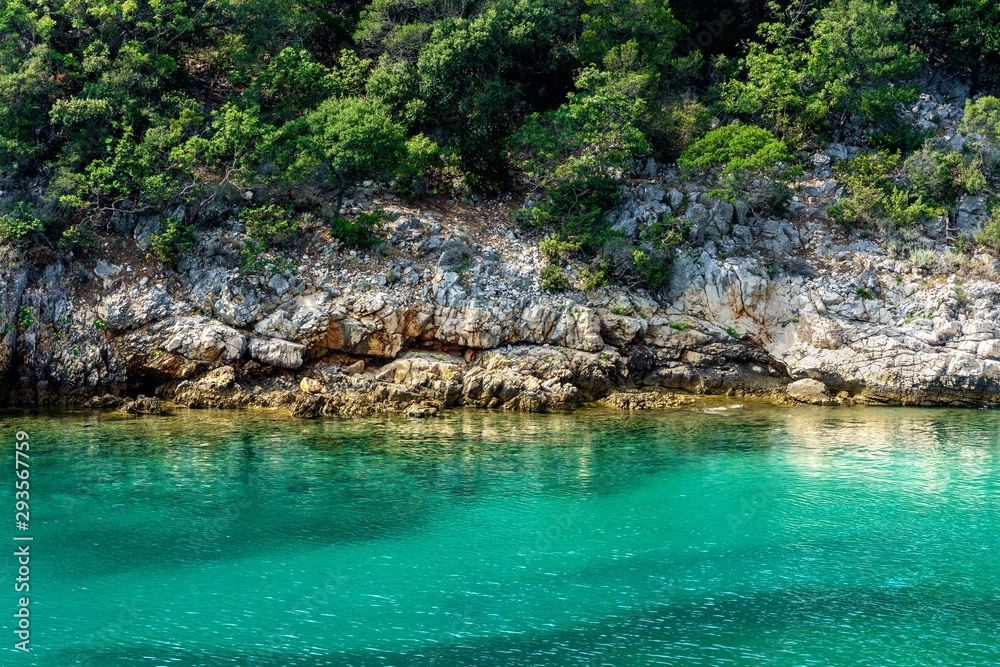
[404,403,440,418]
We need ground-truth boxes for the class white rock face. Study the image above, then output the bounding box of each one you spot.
[249,337,306,369]
[162,318,247,362]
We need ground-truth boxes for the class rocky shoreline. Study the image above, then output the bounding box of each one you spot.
[5,74,1000,416]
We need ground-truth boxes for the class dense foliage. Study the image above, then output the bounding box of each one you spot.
[3,0,1000,284]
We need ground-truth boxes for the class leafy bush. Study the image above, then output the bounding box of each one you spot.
[959,96,1000,143]
[514,66,651,185]
[59,223,98,251]
[393,133,441,198]
[539,234,581,260]
[575,0,683,74]
[956,159,988,195]
[0,202,41,242]
[595,214,684,288]
[679,124,798,214]
[249,48,338,121]
[242,205,298,248]
[539,262,569,291]
[517,175,623,251]
[148,217,195,264]
[899,1,1000,87]
[905,149,957,203]
[645,96,712,160]
[721,0,922,138]
[520,174,683,289]
[960,96,1000,167]
[17,307,33,330]
[884,189,941,228]
[869,125,936,153]
[331,209,388,248]
[579,264,610,290]
[303,97,407,216]
[905,148,987,205]
[829,151,901,227]
[975,211,1000,251]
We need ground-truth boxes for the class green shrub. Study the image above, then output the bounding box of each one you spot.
[303,97,407,216]
[393,134,440,198]
[242,205,298,248]
[0,202,41,242]
[58,222,98,251]
[597,235,676,289]
[905,149,957,204]
[516,175,622,251]
[885,188,942,228]
[960,96,1000,167]
[830,151,900,227]
[513,66,651,185]
[869,125,935,153]
[17,307,33,330]
[960,97,1000,144]
[540,262,569,291]
[954,232,973,255]
[975,211,1000,251]
[956,160,988,195]
[148,217,195,264]
[679,124,798,215]
[645,96,713,161]
[721,0,922,139]
[905,148,988,205]
[331,209,387,248]
[249,48,338,121]
[539,234,582,260]
[575,0,682,73]
[579,264,609,290]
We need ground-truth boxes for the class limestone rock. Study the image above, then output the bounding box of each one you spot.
[344,360,366,374]
[249,337,305,369]
[404,403,439,418]
[162,318,247,362]
[599,391,694,410]
[119,395,162,414]
[300,377,324,393]
[786,378,834,405]
[85,394,123,408]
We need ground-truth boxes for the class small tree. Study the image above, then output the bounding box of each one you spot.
[304,97,407,217]
[513,66,651,187]
[721,0,923,139]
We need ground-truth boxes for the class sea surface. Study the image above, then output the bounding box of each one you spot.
[2,404,999,666]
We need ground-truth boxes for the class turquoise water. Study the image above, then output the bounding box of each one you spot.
[2,404,1000,666]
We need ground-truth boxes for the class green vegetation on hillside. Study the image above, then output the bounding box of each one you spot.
[3,0,1000,285]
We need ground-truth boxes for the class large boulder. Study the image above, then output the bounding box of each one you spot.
[786,378,834,405]
[162,318,247,362]
[249,337,306,369]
